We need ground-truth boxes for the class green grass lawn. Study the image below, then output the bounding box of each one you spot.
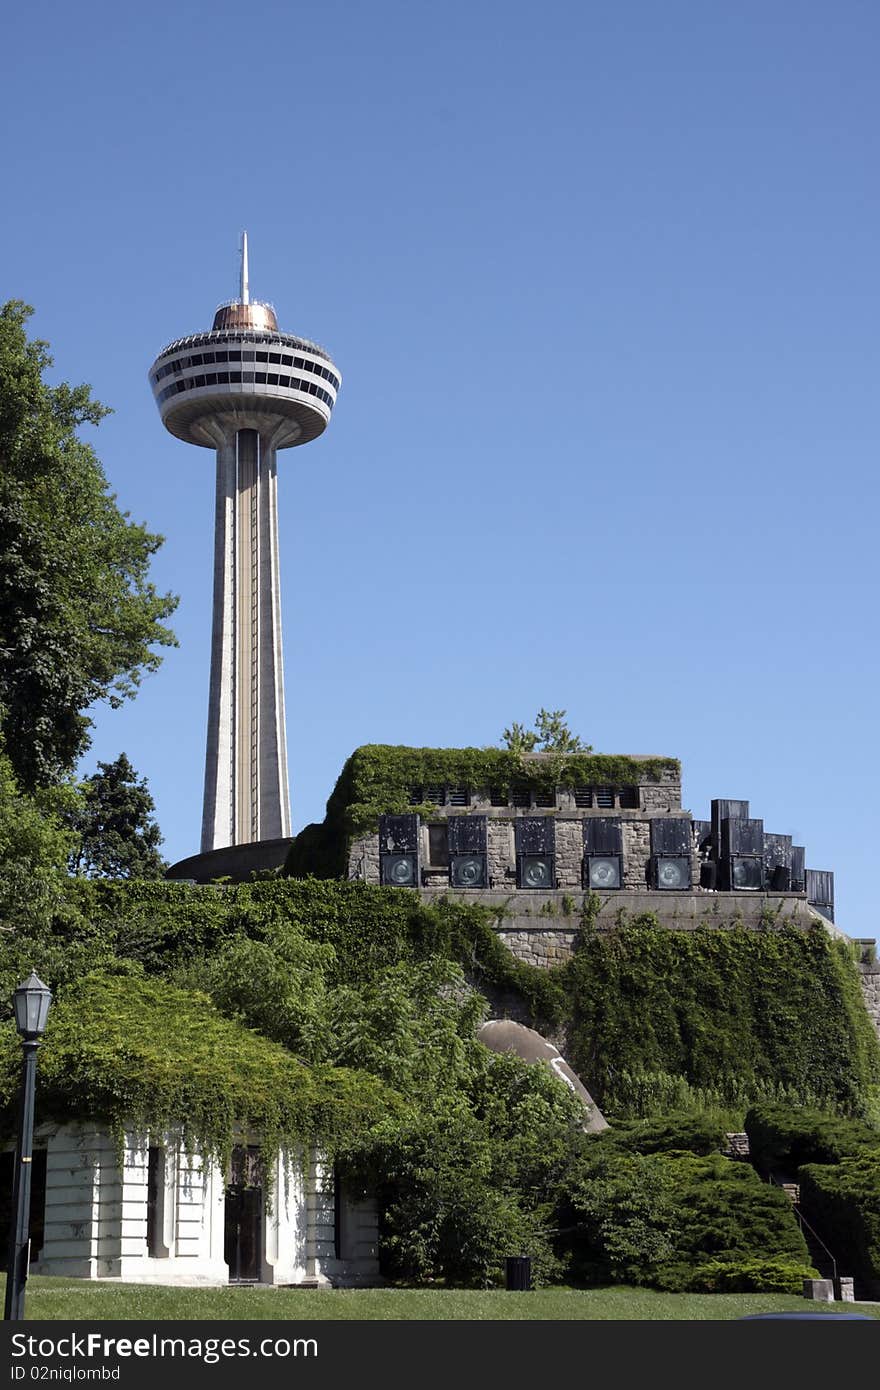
[20,1278,880,1321]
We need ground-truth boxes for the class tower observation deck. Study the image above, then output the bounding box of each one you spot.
[150,234,340,853]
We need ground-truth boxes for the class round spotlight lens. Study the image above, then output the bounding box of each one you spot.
[658,859,684,888]
[457,856,484,887]
[524,858,551,888]
[390,857,414,884]
[591,859,619,887]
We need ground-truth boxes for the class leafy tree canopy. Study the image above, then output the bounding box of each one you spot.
[501,709,591,756]
[0,301,178,789]
[66,753,166,880]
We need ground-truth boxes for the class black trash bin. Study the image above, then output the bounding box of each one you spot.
[505,1256,532,1290]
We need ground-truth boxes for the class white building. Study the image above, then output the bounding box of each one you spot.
[18,1123,378,1287]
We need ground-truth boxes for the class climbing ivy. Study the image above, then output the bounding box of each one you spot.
[1,879,875,1127]
[564,916,880,1119]
[285,744,680,877]
[0,971,396,1169]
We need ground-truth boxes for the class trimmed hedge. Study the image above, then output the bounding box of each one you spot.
[559,1149,810,1290]
[745,1102,880,1173]
[686,1258,819,1294]
[799,1157,880,1285]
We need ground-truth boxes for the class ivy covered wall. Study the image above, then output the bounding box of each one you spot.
[3,878,875,1128]
[284,744,681,879]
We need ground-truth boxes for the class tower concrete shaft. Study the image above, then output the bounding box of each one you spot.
[202,426,290,852]
[150,234,340,854]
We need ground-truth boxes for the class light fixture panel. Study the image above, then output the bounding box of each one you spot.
[653,856,692,890]
[450,854,487,888]
[380,853,418,887]
[518,855,554,889]
[585,855,622,889]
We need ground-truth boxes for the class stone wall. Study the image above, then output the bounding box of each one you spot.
[491,891,824,967]
[353,812,736,901]
[858,962,880,1039]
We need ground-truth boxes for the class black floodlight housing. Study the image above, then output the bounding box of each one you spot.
[721,856,764,891]
[650,818,692,855]
[764,833,793,892]
[448,816,487,855]
[515,817,555,855]
[652,856,692,890]
[584,817,622,855]
[515,817,555,890]
[711,799,750,848]
[720,818,764,857]
[518,855,555,889]
[448,816,487,887]
[451,854,487,888]
[379,813,420,889]
[693,820,712,854]
[381,853,418,886]
[806,868,834,922]
[790,846,806,892]
[585,855,622,889]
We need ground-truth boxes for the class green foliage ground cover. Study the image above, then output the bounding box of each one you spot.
[0,874,876,1290]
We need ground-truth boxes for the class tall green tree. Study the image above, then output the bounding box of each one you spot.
[0,301,177,789]
[501,709,591,755]
[66,753,166,880]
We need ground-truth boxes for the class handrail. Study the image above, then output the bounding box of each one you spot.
[769,1174,838,1284]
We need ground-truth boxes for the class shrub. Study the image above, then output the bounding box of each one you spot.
[799,1156,880,1284]
[745,1102,880,1173]
[598,1111,729,1156]
[557,1149,809,1288]
[683,1258,819,1294]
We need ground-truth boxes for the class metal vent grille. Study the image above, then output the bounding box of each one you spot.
[407,787,422,806]
[596,787,615,808]
[574,787,592,808]
[423,785,445,805]
[617,785,639,809]
[534,790,556,808]
[447,787,470,807]
[490,789,508,807]
[511,787,531,808]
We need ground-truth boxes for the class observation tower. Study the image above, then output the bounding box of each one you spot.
[150,234,340,854]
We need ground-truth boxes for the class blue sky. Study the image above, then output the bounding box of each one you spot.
[2,2,877,938]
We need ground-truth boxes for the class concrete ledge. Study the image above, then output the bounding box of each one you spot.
[417,888,823,936]
[166,839,294,884]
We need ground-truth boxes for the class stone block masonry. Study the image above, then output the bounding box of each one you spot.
[858,962,880,1038]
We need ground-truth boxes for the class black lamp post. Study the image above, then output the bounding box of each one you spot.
[4,972,52,1321]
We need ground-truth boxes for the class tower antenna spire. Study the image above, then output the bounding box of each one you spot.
[240,231,249,305]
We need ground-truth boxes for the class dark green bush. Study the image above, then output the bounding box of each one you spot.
[597,1111,729,1156]
[745,1102,880,1173]
[799,1157,880,1284]
[683,1257,818,1294]
[566,921,880,1119]
[558,1148,809,1289]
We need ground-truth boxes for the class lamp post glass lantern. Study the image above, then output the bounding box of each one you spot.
[4,972,52,1321]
